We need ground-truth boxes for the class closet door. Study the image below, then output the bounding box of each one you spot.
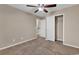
[39,19,46,37]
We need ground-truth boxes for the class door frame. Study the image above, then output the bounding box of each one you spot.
[54,14,64,43]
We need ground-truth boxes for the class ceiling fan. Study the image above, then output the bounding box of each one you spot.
[26,4,56,13]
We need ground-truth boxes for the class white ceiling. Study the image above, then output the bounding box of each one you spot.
[8,4,76,18]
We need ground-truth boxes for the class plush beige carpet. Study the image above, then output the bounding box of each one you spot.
[0,37,79,55]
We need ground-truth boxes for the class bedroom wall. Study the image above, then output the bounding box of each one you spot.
[0,5,37,49]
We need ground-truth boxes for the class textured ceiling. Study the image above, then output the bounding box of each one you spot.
[8,4,76,18]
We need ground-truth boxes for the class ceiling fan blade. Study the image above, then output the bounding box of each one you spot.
[43,9,48,13]
[34,9,39,13]
[44,4,56,8]
[26,5,37,7]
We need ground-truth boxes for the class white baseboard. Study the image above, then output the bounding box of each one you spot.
[57,39,63,41]
[0,37,36,51]
[63,43,79,49]
[46,39,54,41]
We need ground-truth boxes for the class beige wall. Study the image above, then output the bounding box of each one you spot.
[51,5,79,48]
[0,5,37,48]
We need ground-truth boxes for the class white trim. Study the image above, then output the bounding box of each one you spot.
[0,37,36,51]
[64,43,79,49]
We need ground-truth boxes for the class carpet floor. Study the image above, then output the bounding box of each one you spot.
[0,37,79,55]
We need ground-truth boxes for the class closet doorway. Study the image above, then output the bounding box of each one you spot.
[55,15,63,42]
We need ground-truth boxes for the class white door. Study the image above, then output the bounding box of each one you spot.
[39,19,46,37]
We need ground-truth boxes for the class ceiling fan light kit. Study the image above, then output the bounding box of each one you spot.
[38,7,43,11]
